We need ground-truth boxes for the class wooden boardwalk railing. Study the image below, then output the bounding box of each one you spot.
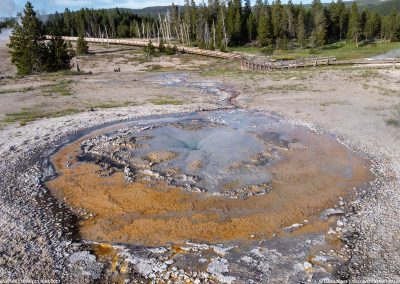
[53,36,399,70]
[55,36,242,60]
[241,57,337,70]
[240,56,400,70]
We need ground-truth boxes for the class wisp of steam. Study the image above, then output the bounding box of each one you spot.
[0,28,12,43]
[372,49,400,60]
[0,0,16,18]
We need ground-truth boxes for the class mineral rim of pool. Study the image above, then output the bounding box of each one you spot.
[46,109,372,246]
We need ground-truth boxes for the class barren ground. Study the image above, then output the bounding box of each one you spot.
[1,40,400,283]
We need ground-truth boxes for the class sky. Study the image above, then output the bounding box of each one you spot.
[1,0,328,17]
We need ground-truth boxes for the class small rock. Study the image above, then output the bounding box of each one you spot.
[303,262,312,270]
[320,208,343,220]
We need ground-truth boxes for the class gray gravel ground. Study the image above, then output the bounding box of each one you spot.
[0,104,219,282]
[1,69,400,283]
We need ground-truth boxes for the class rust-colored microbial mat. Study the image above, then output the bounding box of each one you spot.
[46,110,372,246]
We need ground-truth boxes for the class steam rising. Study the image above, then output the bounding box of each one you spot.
[0,28,12,43]
[0,0,16,18]
[372,49,400,60]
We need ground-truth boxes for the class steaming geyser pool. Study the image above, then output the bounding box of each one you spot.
[47,109,371,246]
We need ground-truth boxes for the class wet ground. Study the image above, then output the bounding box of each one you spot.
[45,107,373,282]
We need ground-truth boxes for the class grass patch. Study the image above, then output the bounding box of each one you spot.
[56,70,89,76]
[127,49,142,55]
[200,60,240,77]
[88,101,133,109]
[320,100,350,107]
[257,84,310,93]
[386,119,400,128]
[229,46,263,54]
[39,70,89,79]
[385,104,400,128]
[42,80,73,96]
[201,68,234,77]
[230,42,400,61]
[359,68,380,78]
[125,55,150,64]
[0,86,34,94]
[374,85,400,97]
[149,64,163,71]
[4,108,79,126]
[150,97,184,105]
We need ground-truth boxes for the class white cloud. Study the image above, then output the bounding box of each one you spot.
[53,0,176,9]
[54,0,93,7]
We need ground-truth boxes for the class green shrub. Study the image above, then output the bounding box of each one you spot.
[261,46,274,56]
[143,41,156,58]
[158,39,165,54]
[76,35,89,55]
[164,44,178,55]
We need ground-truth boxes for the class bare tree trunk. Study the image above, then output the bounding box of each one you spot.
[221,8,228,50]
[163,16,168,40]
[212,20,216,50]
[159,14,165,40]
[184,23,190,46]
[104,25,109,47]
[157,28,160,45]
[175,25,180,42]
[180,23,185,45]
[136,22,141,38]
[166,16,172,40]
[204,21,210,46]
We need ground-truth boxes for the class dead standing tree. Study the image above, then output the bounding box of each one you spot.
[221,7,228,50]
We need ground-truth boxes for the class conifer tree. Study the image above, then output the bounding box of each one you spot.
[190,0,198,40]
[233,0,243,44]
[347,2,361,46]
[257,8,273,47]
[271,0,285,47]
[8,2,45,75]
[310,0,327,47]
[43,32,73,72]
[384,8,400,41]
[144,40,156,58]
[297,5,306,48]
[286,0,296,40]
[216,6,228,51]
[254,0,264,25]
[36,0,400,55]
[247,12,257,42]
[8,1,72,75]
[243,0,252,43]
[257,13,269,47]
[183,0,191,38]
[364,10,381,41]
[170,3,180,39]
[337,0,348,42]
[67,41,75,57]
[226,0,236,44]
[159,38,166,53]
[76,34,89,55]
